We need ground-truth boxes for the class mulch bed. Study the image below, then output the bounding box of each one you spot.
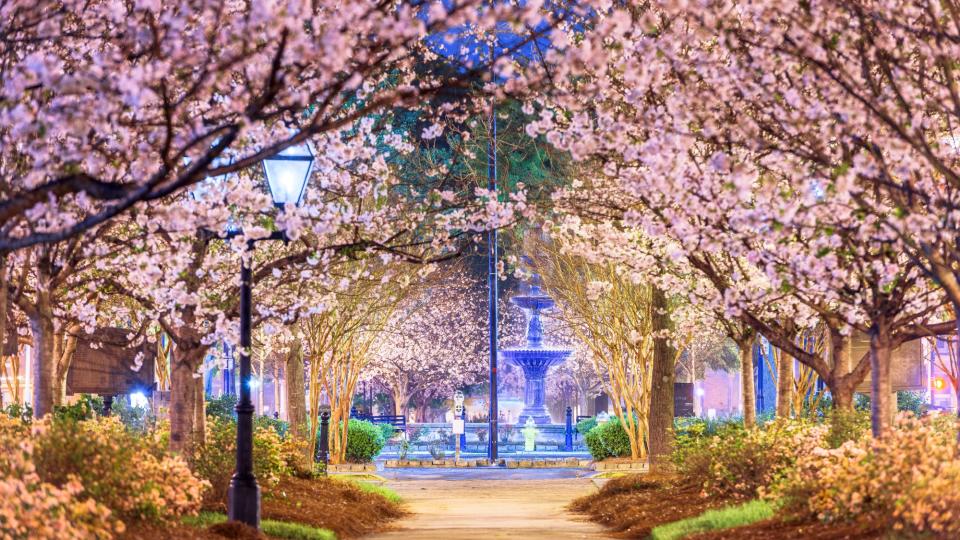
[120,475,403,539]
[261,476,405,538]
[572,474,888,540]
[120,521,264,539]
[570,474,725,538]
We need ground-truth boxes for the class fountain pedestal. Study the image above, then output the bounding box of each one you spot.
[499,277,572,425]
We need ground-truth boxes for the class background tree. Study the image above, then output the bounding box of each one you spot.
[532,237,657,460]
[301,259,417,463]
[366,269,487,418]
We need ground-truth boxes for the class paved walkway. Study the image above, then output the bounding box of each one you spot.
[363,468,609,539]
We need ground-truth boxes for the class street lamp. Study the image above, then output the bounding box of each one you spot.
[262,144,313,207]
[228,142,313,529]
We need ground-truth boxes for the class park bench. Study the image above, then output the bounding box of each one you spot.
[350,410,407,431]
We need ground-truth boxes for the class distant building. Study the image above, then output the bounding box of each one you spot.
[696,368,742,418]
[930,337,958,411]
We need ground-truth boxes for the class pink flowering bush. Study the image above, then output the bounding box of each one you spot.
[768,413,960,535]
[0,414,121,539]
[677,418,828,500]
[33,415,207,523]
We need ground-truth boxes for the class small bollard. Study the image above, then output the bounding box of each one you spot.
[318,412,330,471]
[564,406,573,451]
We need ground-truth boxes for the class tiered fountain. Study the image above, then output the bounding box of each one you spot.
[500,273,572,425]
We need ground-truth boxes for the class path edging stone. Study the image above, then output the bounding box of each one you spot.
[328,463,378,473]
[591,460,648,472]
[383,457,591,469]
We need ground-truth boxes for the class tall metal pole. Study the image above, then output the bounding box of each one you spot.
[228,244,260,527]
[487,40,499,462]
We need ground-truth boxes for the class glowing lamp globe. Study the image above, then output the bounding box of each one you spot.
[262,143,314,207]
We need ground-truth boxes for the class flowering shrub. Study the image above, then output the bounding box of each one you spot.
[33,416,206,523]
[0,414,121,539]
[677,418,827,500]
[672,416,740,467]
[192,416,287,510]
[769,413,960,535]
[824,407,871,448]
[279,433,315,477]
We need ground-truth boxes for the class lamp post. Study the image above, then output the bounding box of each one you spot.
[487,41,500,463]
[228,143,313,528]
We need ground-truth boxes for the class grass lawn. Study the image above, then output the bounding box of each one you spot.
[332,476,403,504]
[649,500,774,540]
[184,511,336,540]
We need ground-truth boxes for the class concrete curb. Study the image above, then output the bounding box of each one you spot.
[591,460,649,472]
[327,463,378,473]
[383,457,593,469]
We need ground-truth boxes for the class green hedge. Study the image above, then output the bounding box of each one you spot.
[344,419,386,463]
[576,417,597,435]
[205,394,238,422]
[584,416,632,460]
[376,422,396,442]
[584,428,609,460]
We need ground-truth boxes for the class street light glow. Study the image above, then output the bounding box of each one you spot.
[262,143,313,207]
[130,391,149,408]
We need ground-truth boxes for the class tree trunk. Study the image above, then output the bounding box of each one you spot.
[953,308,960,448]
[285,342,308,447]
[831,381,854,413]
[648,286,676,470]
[825,377,856,446]
[29,309,57,417]
[53,325,79,407]
[0,255,8,409]
[169,344,206,454]
[414,394,430,423]
[391,385,408,417]
[192,375,205,444]
[738,340,757,428]
[869,322,893,438]
[776,352,793,418]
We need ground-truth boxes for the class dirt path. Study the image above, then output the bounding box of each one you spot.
[363,472,609,539]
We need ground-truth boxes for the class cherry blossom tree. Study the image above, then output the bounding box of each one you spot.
[2,233,119,416]
[530,3,960,436]
[365,269,488,418]
[541,318,601,417]
[0,0,588,250]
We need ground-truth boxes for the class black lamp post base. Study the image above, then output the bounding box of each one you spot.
[227,480,261,528]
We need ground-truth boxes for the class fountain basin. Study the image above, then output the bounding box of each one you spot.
[501,348,571,424]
